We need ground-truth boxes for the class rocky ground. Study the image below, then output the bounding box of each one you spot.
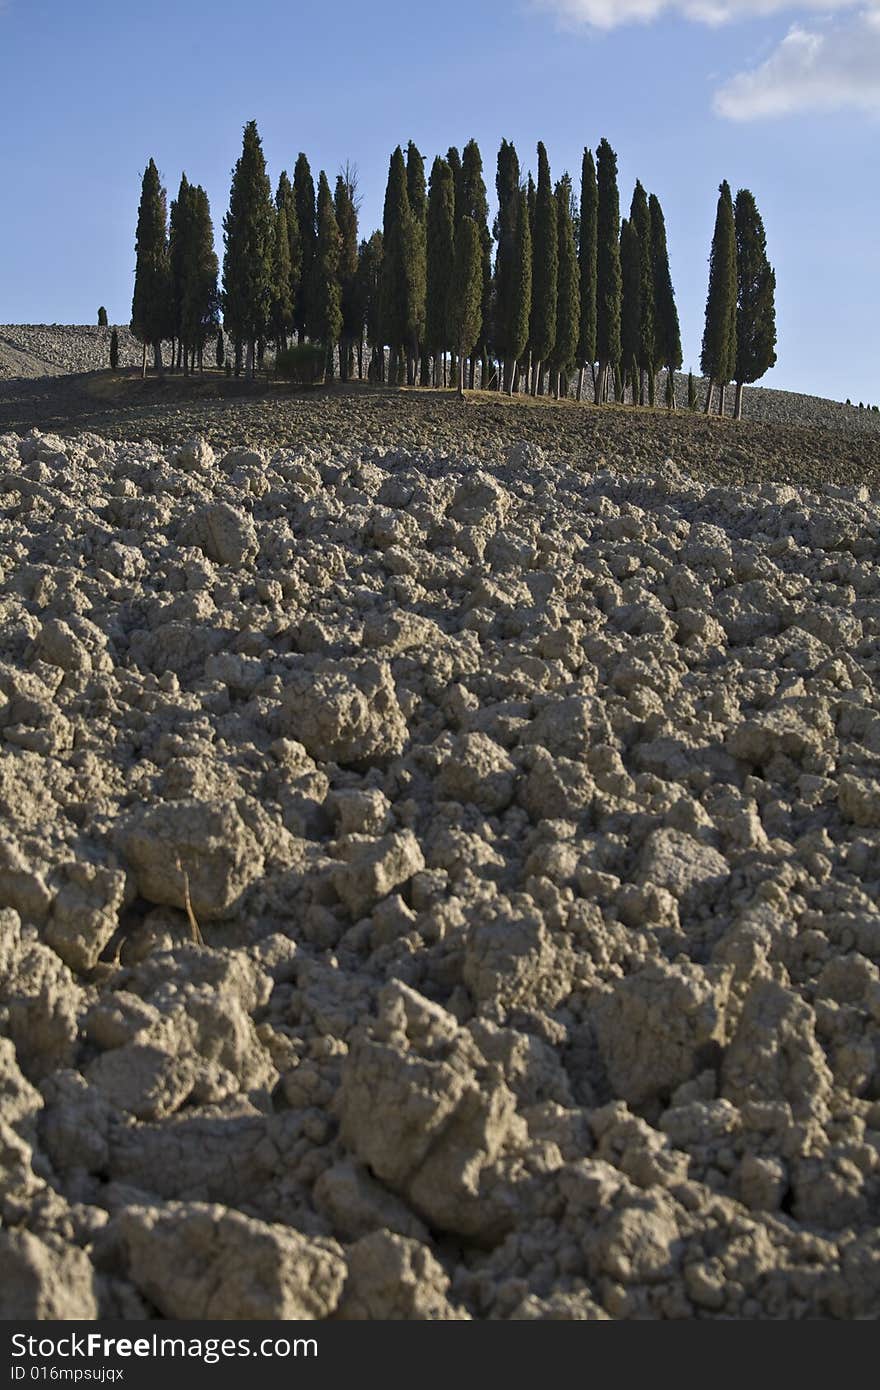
[2,386,880,1320]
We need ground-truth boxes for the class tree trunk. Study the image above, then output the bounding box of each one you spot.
[458,348,465,398]
[719,383,726,416]
[245,340,254,378]
[577,365,585,402]
[153,342,163,374]
[704,381,714,414]
[141,342,147,379]
[468,355,476,391]
[734,380,744,420]
[594,361,604,405]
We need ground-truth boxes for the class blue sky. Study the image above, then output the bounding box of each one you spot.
[0,0,877,402]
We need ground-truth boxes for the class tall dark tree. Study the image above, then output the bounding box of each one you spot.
[426,156,455,386]
[595,138,622,403]
[269,206,294,350]
[310,171,343,377]
[733,188,776,419]
[649,193,682,403]
[293,154,317,342]
[449,215,482,397]
[577,147,598,400]
[458,140,491,387]
[447,147,463,225]
[356,230,384,381]
[183,184,219,371]
[405,142,428,384]
[222,121,274,376]
[109,327,118,369]
[549,174,579,399]
[98,306,108,327]
[493,139,521,392]
[169,172,192,369]
[701,179,738,413]
[275,171,302,338]
[380,146,412,383]
[335,170,360,380]
[510,187,532,393]
[131,158,171,376]
[620,217,641,404]
[630,180,655,401]
[529,142,557,394]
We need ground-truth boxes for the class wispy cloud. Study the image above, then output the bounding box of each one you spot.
[533,0,867,29]
[714,9,880,117]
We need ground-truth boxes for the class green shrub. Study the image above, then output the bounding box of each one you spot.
[274,343,326,385]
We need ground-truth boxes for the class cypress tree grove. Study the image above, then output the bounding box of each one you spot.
[270,206,294,350]
[169,173,191,370]
[98,306,108,327]
[294,154,317,342]
[493,139,520,393]
[183,184,219,372]
[426,156,455,386]
[335,170,360,381]
[619,217,641,404]
[449,215,482,397]
[109,327,118,369]
[549,175,579,400]
[733,188,777,420]
[701,180,738,414]
[595,138,622,404]
[222,121,275,377]
[357,230,384,382]
[405,142,428,384]
[529,142,557,395]
[459,140,491,388]
[630,180,655,403]
[276,172,302,341]
[511,187,532,394]
[131,158,171,377]
[310,171,343,378]
[577,147,598,401]
[649,193,682,405]
[380,146,411,384]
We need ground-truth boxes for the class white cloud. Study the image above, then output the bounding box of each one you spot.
[714,8,880,116]
[534,0,868,28]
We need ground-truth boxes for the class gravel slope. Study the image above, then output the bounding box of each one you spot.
[2,419,880,1320]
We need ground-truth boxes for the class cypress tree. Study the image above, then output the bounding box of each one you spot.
[595,138,622,404]
[131,158,171,376]
[649,193,682,400]
[493,139,520,391]
[216,327,225,368]
[701,179,738,414]
[270,206,294,350]
[447,147,463,225]
[310,171,343,378]
[630,180,655,401]
[577,148,598,400]
[688,370,697,409]
[529,142,557,395]
[510,187,532,393]
[619,217,641,404]
[275,172,302,340]
[523,172,537,385]
[426,156,455,386]
[449,215,482,397]
[222,121,275,377]
[458,140,491,387]
[357,230,384,382]
[733,188,776,419]
[169,173,191,370]
[294,154,317,342]
[380,146,411,383]
[109,327,118,369]
[98,306,108,327]
[335,170,360,380]
[405,142,428,384]
[183,184,219,371]
[549,175,579,399]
